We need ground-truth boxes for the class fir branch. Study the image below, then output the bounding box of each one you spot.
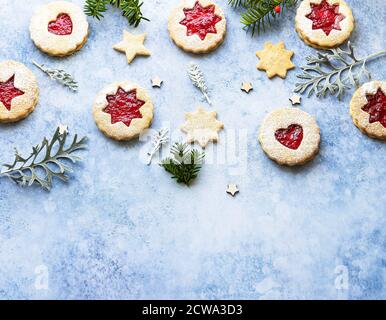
[84,0,109,19]
[119,0,149,27]
[32,61,78,92]
[241,0,298,35]
[84,0,149,27]
[146,128,169,165]
[160,143,205,186]
[188,63,211,105]
[229,0,297,35]
[229,0,264,8]
[294,42,386,100]
[0,127,87,191]
[228,0,245,7]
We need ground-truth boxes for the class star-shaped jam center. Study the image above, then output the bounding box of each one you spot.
[306,0,345,36]
[48,13,73,36]
[0,75,24,111]
[179,1,222,40]
[103,87,145,127]
[362,88,386,128]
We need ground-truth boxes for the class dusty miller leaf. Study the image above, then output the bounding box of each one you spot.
[146,128,169,165]
[187,63,211,105]
[33,61,78,92]
[294,42,386,100]
[0,127,88,191]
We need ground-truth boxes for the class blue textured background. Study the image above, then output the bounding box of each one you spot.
[0,0,385,299]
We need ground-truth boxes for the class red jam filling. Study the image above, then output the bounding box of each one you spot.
[306,0,345,36]
[362,88,386,128]
[48,13,73,35]
[103,87,145,127]
[179,1,222,40]
[0,75,24,111]
[275,124,304,150]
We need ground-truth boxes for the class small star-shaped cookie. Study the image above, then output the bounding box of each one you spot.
[289,94,301,105]
[58,124,68,135]
[256,42,295,79]
[241,82,253,93]
[226,184,239,196]
[181,106,224,148]
[113,30,151,64]
[151,77,163,88]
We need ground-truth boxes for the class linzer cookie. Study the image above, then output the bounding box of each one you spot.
[295,0,354,49]
[0,60,39,123]
[168,0,226,54]
[350,81,386,140]
[30,1,89,56]
[259,108,320,166]
[93,81,154,141]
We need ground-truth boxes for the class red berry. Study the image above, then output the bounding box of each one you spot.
[274,5,281,13]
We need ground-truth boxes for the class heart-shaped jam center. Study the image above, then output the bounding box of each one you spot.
[275,124,303,150]
[48,13,73,36]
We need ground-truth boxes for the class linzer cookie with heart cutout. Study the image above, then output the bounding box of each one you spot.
[258,108,320,166]
[30,1,89,56]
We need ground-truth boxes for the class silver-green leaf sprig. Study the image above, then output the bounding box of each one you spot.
[146,128,169,165]
[0,127,87,191]
[188,62,211,105]
[32,61,78,92]
[294,42,386,100]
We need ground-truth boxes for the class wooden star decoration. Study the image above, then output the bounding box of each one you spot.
[256,42,295,79]
[113,30,151,64]
[241,82,253,93]
[289,94,301,105]
[151,77,163,88]
[226,184,239,197]
[181,106,224,148]
[58,124,68,135]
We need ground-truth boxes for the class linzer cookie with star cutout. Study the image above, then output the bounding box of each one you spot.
[295,0,354,49]
[30,1,89,56]
[168,0,226,54]
[350,81,386,140]
[93,82,154,141]
[0,60,39,123]
[258,108,320,166]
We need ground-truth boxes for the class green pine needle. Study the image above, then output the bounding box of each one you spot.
[228,0,245,7]
[0,127,87,191]
[160,143,205,186]
[120,0,149,27]
[84,0,149,27]
[84,0,109,20]
[229,0,298,35]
